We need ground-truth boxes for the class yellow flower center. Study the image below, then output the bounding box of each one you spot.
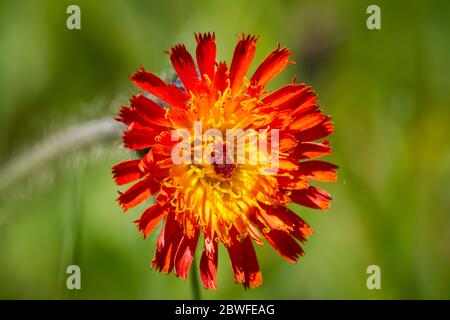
[162,83,280,244]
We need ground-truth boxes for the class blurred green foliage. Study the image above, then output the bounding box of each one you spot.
[0,0,449,299]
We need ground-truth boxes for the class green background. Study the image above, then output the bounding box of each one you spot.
[0,0,449,299]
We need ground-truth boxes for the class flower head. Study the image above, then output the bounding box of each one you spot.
[113,33,337,289]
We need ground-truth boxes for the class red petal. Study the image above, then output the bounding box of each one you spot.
[296,118,335,142]
[169,44,199,93]
[229,34,258,94]
[130,68,188,108]
[262,84,303,104]
[175,230,200,280]
[112,159,144,185]
[195,32,216,80]
[279,133,298,153]
[276,171,309,190]
[298,160,338,182]
[278,157,299,171]
[251,206,290,233]
[226,230,262,289]
[289,112,324,131]
[213,61,229,94]
[117,95,171,129]
[263,205,313,242]
[117,177,160,211]
[290,141,332,159]
[290,186,332,210]
[138,150,171,179]
[151,130,181,157]
[262,84,315,111]
[200,237,219,289]
[130,94,171,127]
[131,94,165,118]
[135,203,169,238]
[251,45,292,89]
[263,230,304,263]
[264,109,291,129]
[123,126,163,150]
[152,211,184,273]
[155,184,176,206]
[116,106,143,127]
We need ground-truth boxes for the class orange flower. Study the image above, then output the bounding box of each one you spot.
[113,33,337,289]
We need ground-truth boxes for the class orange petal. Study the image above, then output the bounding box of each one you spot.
[298,160,338,182]
[263,206,313,243]
[169,44,200,93]
[226,231,262,289]
[290,141,332,159]
[122,126,163,150]
[290,186,332,210]
[117,177,159,211]
[296,117,335,142]
[115,106,143,127]
[263,230,304,263]
[229,34,258,94]
[174,230,200,280]
[135,203,169,238]
[138,150,171,179]
[251,45,292,89]
[151,131,181,156]
[279,133,298,153]
[130,94,171,127]
[289,112,324,131]
[262,84,315,111]
[200,236,219,289]
[152,211,183,274]
[213,61,228,95]
[195,32,216,80]
[278,157,299,171]
[276,171,309,190]
[112,159,144,185]
[130,68,188,108]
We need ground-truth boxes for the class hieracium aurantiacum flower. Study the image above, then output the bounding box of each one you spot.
[113,33,337,289]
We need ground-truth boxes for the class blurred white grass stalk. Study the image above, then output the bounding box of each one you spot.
[0,117,123,191]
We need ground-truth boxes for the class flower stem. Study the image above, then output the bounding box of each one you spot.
[190,256,202,300]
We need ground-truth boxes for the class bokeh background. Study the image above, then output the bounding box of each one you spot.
[0,0,449,299]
